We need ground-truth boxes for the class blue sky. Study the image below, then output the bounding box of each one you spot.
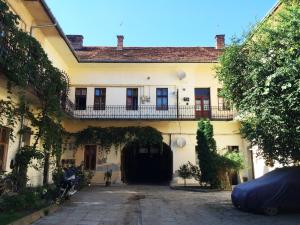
[45,0,278,47]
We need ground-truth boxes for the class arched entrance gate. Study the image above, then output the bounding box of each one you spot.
[121,142,173,184]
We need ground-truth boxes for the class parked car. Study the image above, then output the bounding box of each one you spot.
[231,167,300,216]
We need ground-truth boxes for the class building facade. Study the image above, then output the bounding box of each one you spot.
[1,0,281,186]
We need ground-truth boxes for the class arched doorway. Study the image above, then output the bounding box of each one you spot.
[121,142,173,184]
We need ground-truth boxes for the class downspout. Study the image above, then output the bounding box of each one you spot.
[176,88,179,119]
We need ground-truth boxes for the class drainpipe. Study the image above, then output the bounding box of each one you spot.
[30,23,57,36]
[176,89,179,119]
[17,114,24,151]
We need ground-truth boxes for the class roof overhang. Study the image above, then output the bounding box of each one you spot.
[23,0,80,63]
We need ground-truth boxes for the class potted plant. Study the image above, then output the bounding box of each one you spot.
[104,169,112,186]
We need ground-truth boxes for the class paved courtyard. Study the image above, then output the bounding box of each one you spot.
[33,185,300,225]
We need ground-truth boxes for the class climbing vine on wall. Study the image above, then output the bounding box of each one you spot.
[73,126,163,151]
[0,0,69,186]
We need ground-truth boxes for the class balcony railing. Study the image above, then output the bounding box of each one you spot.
[64,101,236,121]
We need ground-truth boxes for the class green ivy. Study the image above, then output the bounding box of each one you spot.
[73,126,163,151]
[0,0,69,186]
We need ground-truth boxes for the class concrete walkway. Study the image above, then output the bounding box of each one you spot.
[33,185,300,225]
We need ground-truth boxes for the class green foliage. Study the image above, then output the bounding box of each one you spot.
[188,162,201,184]
[216,4,300,165]
[196,120,218,186]
[52,168,64,188]
[10,146,43,191]
[78,170,94,187]
[281,0,300,5]
[0,0,69,186]
[196,120,244,189]
[176,164,192,186]
[222,151,244,172]
[74,126,163,151]
[52,167,94,189]
[0,188,47,212]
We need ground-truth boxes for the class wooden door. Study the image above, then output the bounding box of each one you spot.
[195,88,211,118]
[84,145,97,170]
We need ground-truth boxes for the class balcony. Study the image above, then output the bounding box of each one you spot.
[64,100,236,121]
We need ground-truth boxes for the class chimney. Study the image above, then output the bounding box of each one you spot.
[215,34,225,49]
[117,35,124,50]
[66,35,84,50]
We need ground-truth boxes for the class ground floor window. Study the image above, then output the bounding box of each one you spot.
[21,126,31,147]
[227,146,239,153]
[0,126,9,171]
[84,145,96,170]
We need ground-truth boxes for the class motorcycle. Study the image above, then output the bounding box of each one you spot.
[56,166,80,204]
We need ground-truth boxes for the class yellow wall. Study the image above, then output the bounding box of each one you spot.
[2,0,254,185]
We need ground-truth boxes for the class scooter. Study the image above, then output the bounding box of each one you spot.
[56,166,80,204]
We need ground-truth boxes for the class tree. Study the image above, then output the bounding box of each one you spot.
[176,164,192,186]
[216,2,300,165]
[196,120,244,189]
[196,120,219,187]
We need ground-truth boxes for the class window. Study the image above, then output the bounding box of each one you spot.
[94,88,106,110]
[126,88,138,110]
[218,88,231,110]
[156,88,168,110]
[21,126,31,147]
[75,88,87,110]
[227,146,239,153]
[84,145,96,170]
[0,127,9,171]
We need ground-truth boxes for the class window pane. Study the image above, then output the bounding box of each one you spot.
[127,89,132,96]
[95,89,100,96]
[157,89,162,96]
[133,89,138,96]
[203,99,210,111]
[162,98,168,105]
[162,89,168,96]
[195,100,201,111]
[157,98,162,107]
[76,88,87,96]
[127,98,132,105]
[195,88,210,96]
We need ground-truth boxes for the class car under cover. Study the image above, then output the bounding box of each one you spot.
[231,167,300,212]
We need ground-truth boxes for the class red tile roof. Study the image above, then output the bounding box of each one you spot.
[74,46,223,63]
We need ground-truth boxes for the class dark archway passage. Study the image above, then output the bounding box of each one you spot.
[121,142,173,184]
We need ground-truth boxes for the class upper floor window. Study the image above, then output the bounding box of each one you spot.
[218,88,231,111]
[156,88,168,110]
[75,88,87,110]
[94,88,106,110]
[126,88,138,110]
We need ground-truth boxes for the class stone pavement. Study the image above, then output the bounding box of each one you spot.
[33,185,300,225]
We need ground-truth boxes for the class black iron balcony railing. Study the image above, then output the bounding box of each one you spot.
[64,101,236,121]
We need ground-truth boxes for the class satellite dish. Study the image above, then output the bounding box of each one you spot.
[176,137,186,148]
[177,71,186,80]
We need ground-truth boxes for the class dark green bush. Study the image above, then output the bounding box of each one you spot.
[0,189,47,212]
